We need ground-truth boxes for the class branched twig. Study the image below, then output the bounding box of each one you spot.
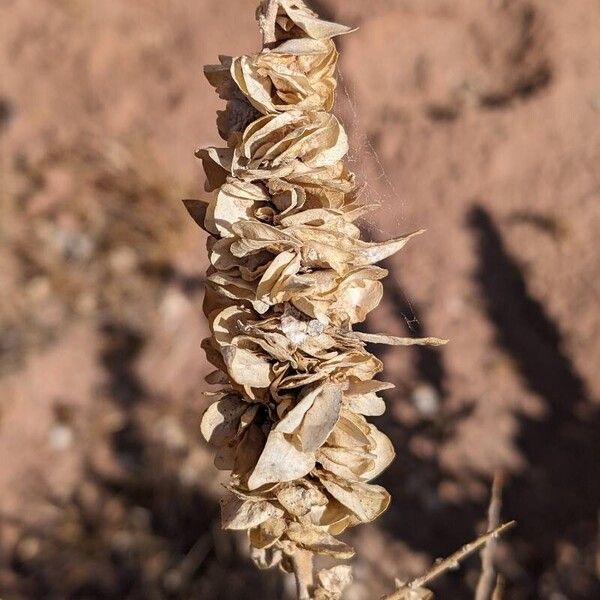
[411,521,515,589]
[475,472,504,600]
[383,521,516,599]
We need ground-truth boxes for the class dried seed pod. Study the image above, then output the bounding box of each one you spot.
[189,1,447,597]
[230,39,339,114]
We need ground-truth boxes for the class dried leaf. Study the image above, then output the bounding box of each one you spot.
[317,446,375,481]
[225,111,349,181]
[231,40,338,114]
[294,228,425,272]
[326,411,371,449]
[200,395,248,446]
[296,383,342,451]
[222,345,273,388]
[276,385,321,434]
[276,0,356,40]
[205,179,269,237]
[256,250,302,304]
[351,332,449,346]
[248,431,316,490]
[362,424,395,481]
[276,481,328,517]
[344,380,393,416]
[221,494,284,530]
[315,565,353,600]
[319,472,391,523]
[286,522,355,558]
[249,516,287,549]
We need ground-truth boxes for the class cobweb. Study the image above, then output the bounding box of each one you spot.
[336,67,407,241]
[336,66,421,331]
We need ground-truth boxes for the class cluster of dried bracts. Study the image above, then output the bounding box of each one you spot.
[188,1,446,597]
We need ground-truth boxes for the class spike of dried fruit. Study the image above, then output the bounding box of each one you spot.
[187,1,446,598]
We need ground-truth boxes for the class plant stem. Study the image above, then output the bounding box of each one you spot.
[410,521,516,590]
[475,472,504,600]
[491,575,506,600]
[291,549,314,600]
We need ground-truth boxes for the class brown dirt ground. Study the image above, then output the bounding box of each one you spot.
[0,1,599,598]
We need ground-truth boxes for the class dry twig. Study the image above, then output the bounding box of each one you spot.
[384,522,516,599]
[491,575,506,600]
[475,472,504,600]
[292,549,314,600]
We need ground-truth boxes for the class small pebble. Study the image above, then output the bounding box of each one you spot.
[412,384,440,417]
[49,424,73,450]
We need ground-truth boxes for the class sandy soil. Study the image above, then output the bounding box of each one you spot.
[0,1,598,598]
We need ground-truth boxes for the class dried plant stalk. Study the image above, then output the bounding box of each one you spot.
[384,522,516,600]
[491,576,506,600]
[189,1,447,598]
[475,473,504,600]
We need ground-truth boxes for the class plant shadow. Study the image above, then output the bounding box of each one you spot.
[467,205,600,598]
[4,320,283,600]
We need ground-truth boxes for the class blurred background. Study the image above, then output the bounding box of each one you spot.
[0,0,599,598]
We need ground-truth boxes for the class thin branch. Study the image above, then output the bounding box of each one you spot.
[382,522,515,599]
[475,472,504,600]
[291,549,314,600]
[163,533,212,591]
[491,575,506,600]
[259,0,280,47]
[409,521,516,590]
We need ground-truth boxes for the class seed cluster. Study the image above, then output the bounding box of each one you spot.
[189,2,445,597]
